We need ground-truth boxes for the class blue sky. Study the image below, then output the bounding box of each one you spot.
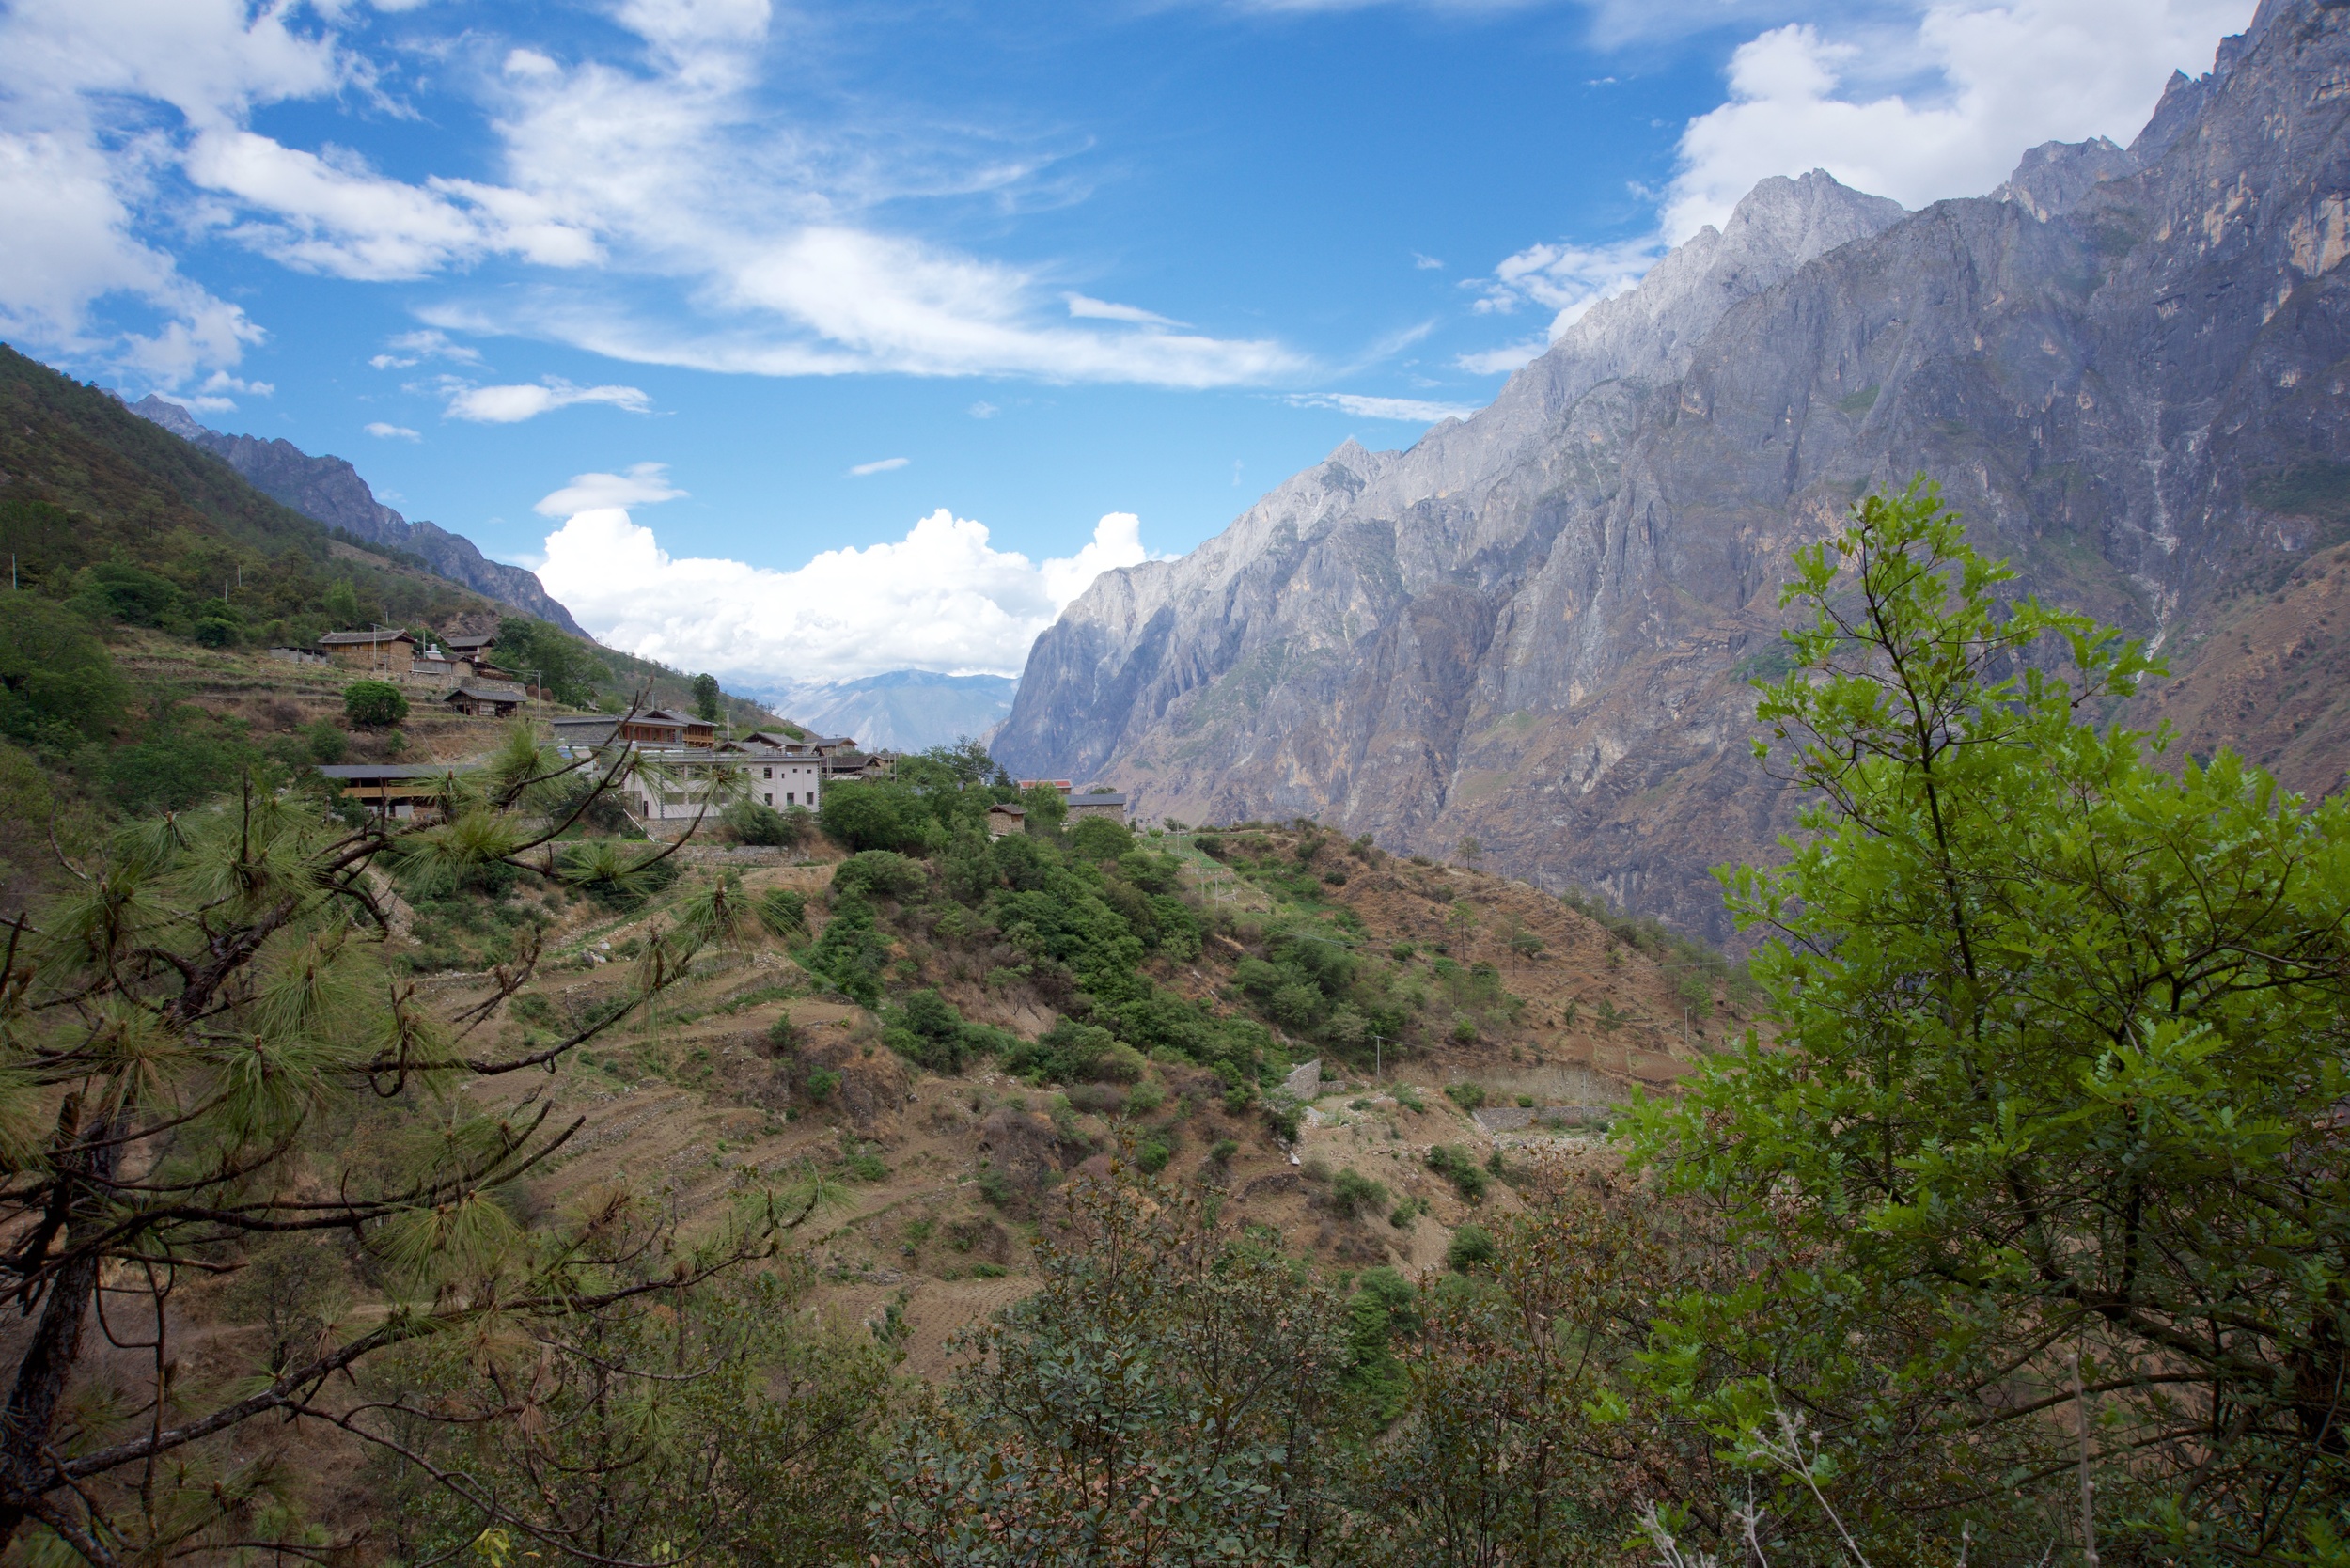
[0,0,2248,685]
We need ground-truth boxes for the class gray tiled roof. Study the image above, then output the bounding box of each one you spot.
[316,764,455,780]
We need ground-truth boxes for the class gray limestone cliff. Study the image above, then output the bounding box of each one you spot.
[120,400,585,635]
[995,0,2350,941]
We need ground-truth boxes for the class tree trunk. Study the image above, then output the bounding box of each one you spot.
[0,1104,118,1549]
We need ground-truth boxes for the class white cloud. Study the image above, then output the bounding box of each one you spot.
[1663,0,2255,240]
[1286,392,1480,423]
[0,0,1308,394]
[847,457,910,477]
[1411,252,1444,270]
[1066,292,1187,328]
[1454,337,1551,375]
[366,421,420,439]
[536,506,1156,682]
[370,329,485,370]
[534,461,684,515]
[968,400,998,419]
[445,378,653,422]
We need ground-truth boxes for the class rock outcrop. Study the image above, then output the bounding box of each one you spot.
[996,0,2350,941]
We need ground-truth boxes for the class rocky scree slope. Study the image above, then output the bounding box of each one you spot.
[125,396,586,634]
[995,0,2350,941]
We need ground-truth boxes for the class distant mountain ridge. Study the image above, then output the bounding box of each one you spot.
[996,0,2350,941]
[121,397,585,635]
[760,670,1018,752]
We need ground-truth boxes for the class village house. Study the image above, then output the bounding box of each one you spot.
[984,801,1026,839]
[551,712,688,748]
[315,763,456,820]
[317,629,415,674]
[442,681,525,718]
[714,736,825,809]
[1067,790,1129,823]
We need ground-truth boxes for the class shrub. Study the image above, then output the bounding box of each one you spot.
[1388,1196,1420,1229]
[1067,1083,1126,1115]
[723,800,806,847]
[1093,1041,1147,1084]
[1208,1138,1239,1167]
[1067,815,1134,860]
[976,1165,1014,1207]
[767,1016,800,1054]
[1445,1222,1496,1273]
[1449,1017,1480,1045]
[1328,1168,1389,1221]
[343,680,409,728]
[1426,1144,1486,1201]
[820,781,944,854]
[1126,1077,1167,1116]
[1136,1137,1172,1174]
[0,594,126,746]
[1444,1082,1486,1111]
[831,850,927,902]
[757,886,807,937]
[805,1067,841,1105]
[1393,1086,1425,1113]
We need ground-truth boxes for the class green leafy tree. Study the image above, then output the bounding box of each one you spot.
[691,670,722,722]
[0,594,125,746]
[342,678,409,727]
[492,616,609,708]
[875,1164,1347,1563]
[376,1263,890,1566]
[0,729,790,1561]
[1629,480,2350,1560]
[820,780,945,854]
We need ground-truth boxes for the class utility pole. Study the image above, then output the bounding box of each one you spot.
[1371,1033,1385,1081]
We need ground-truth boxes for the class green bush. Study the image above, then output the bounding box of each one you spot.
[831,850,927,902]
[1067,815,1134,860]
[1208,1138,1239,1167]
[1443,1082,1486,1111]
[805,1067,840,1105]
[1426,1144,1486,1201]
[1445,1222,1496,1273]
[723,800,806,847]
[0,593,125,746]
[819,781,944,854]
[343,680,409,728]
[1328,1168,1389,1221]
[756,886,807,937]
[75,560,182,626]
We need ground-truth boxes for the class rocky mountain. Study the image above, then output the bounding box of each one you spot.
[763,670,1019,752]
[995,0,2350,942]
[121,398,586,635]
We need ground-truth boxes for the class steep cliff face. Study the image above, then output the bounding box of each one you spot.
[997,0,2350,940]
[122,400,586,635]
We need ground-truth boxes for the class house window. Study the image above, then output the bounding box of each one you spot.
[763,792,773,805]
[763,767,772,778]
[785,792,794,805]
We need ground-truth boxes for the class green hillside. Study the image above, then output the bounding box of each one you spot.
[0,346,775,910]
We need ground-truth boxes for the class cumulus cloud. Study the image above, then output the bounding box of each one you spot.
[1286,391,1480,423]
[535,505,1155,682]
[534,462,684,515]
[366,421,419,439]
[1449,0,2245,374]
[847,457,910,476]
[445,378,653,423]
[1662,0,2254,239]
